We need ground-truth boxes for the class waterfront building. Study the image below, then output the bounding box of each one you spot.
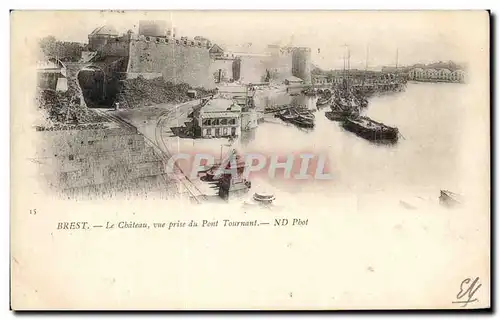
[451,70,466,83]
[438,68,452,81]
[408,67,465,83]
[424,68,438,80]
[192,98,242,138]
[408,68,424,80]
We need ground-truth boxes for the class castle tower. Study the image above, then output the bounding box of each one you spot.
[292,47,312,84]
[88,25,119,51]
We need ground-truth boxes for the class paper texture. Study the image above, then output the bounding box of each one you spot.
[10,10,490,310]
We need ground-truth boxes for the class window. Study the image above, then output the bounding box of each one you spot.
[68,155,74,161]
[229,118,236,125]
[128,138,133,146]
[215,128,220,137]
[206,128,212,136]
[220,118,228,125]
[202,119,209,126]
[146,36,150,41]
[213,118,220,126]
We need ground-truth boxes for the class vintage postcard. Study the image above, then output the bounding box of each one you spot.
[10,10,490,310]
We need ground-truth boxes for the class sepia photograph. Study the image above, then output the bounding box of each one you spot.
[10,9,491,310]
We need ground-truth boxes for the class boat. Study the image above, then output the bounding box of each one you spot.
[354,94,368,108]
[316,93,333,107]
[253,192,276,205]
[325,110,351,121]
[326,95,361,121]
[295,107,315,120]
[342,116,399,142]
[291,117,314,128]
[330,46,364,116]
[290,109,315,128]
[277,107,315,128]
[302,87,318,96]
[333,91,362,111]
[439,190,463,208]
[277,108,298,122]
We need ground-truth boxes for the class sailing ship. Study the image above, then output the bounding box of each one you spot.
[439,190,463,208]
[329,46,362,121]
[342,116,399,142]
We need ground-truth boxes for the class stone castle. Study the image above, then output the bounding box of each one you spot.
[76,20,311,105]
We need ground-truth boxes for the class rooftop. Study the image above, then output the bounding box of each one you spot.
[202,98,241,113]
[90,25,119,37]
[285,76,304,82]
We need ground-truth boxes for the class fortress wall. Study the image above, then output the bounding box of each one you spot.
[266,52,293,82]
[35,126,145,158]
[232,52,294,84]
[128,36,215,89]
[126,72,163,80]
[238,56,269,84]
[34,124,172,198]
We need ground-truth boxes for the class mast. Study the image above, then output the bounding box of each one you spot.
[347,47,351,92]
[395,48,400,82]
[395,48,399,70]
[342,48,346,84]
[362,45,369,87]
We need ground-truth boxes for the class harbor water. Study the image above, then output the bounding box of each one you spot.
[244,82,469,200]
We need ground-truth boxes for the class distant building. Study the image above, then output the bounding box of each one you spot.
[192,98,242,138]
[408,67,465,83]
[284,76,304,86]
[451,70,466,83]
[438,68,452,80]
[408,68,424,80]
[209,44,225,60]
[424,68,438,79]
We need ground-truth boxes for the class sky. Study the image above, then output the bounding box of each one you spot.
[21,10,488,70]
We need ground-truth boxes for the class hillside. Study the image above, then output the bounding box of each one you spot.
[115,76,217,109]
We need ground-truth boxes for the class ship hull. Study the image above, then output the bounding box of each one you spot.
[342,117,399,142]
[325,110,351,121]
[290,118,315,128]
[277,108,315,128]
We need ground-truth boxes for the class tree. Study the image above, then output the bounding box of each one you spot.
[39,35,57,57]
[38,35,85,61]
